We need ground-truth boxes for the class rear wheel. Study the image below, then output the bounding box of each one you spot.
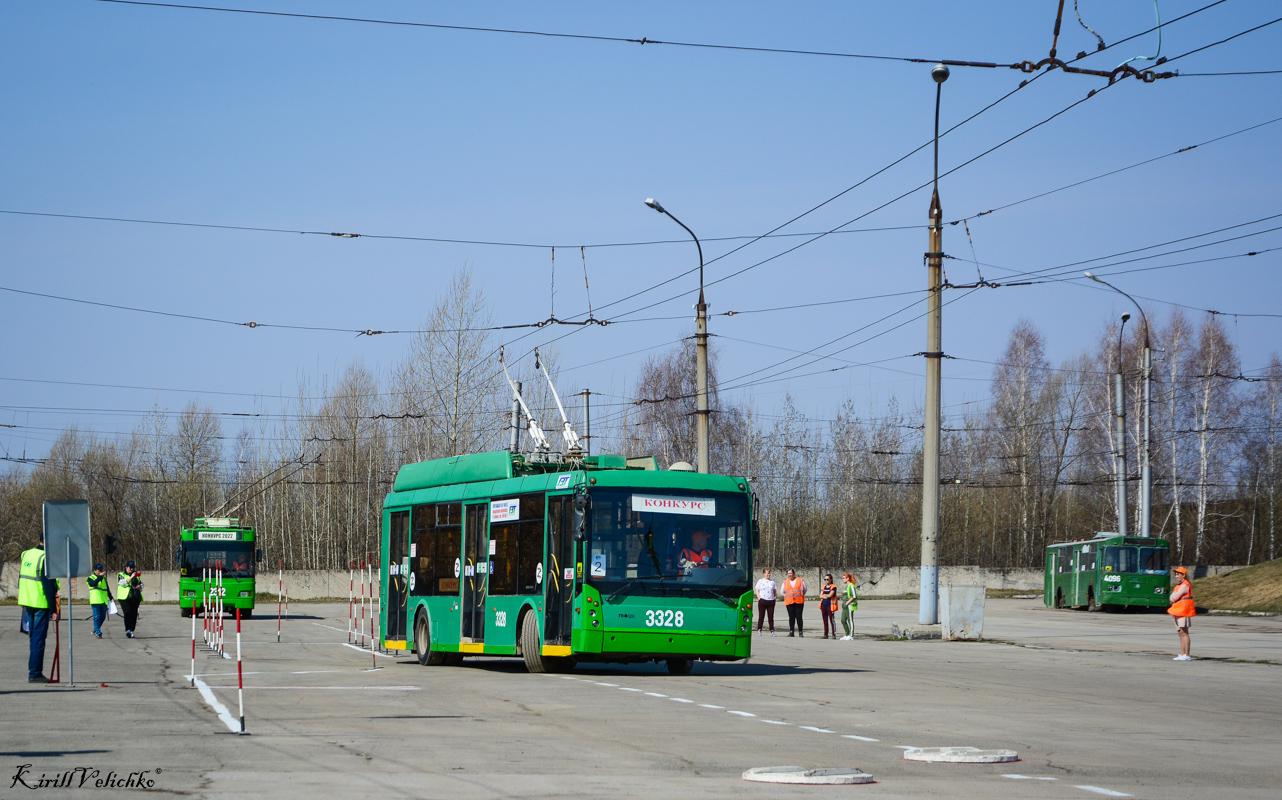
[241,609,253,620]
[520,610,548,673]
[1054,589,1065,609]
[415,613,448,666]
[666,658,694,676]
[180,606,192,618]
[1087,587,1101,613]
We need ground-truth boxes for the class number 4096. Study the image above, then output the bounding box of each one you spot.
[644,610,683,627]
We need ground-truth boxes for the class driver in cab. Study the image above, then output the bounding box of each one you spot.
[678,529,714,575]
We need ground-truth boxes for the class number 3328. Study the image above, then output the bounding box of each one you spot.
[644,610,683,627]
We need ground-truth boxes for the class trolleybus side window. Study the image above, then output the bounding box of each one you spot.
[1079,545,1096,572]
[1056,547,1072,574]
[436,503,462,594]
[1103,546,1139,574]
[1139,547,1168,574]
[488,493,546,596]
[411,504,436,597]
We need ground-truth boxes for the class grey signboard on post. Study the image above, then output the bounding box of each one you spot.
[44,500,92,578]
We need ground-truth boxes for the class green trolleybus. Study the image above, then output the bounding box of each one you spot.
[381,451,756,674]
[1044,533,1171,611]
[177,518,262,618]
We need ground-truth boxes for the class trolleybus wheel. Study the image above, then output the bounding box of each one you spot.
[666,658,694,676]
[181,606,192,618]
[520,610,549,673]
[415,613,448,666]
[241,609,253,620]
[1054,589,1065,609]
[1087,588,1101,613]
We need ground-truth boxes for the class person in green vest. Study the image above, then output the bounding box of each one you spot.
[117,562,144,639]
[19,537,61,683]
[839,573,859,641]
[86,564,113,638]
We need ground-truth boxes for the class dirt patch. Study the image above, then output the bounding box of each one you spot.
[1193,557,1282,613]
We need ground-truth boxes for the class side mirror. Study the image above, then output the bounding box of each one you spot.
[751,496,760,550]
[255,548,263,563]
[174,545,181,566]
[572,491,590,542]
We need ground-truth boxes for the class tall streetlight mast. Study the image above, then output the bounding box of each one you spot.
[920,63,949,626]
[646,198,709,474]
[1086,271,1152,537]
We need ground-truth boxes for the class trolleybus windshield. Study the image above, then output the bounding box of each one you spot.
[181,542,254,578]
[586,489,750,600]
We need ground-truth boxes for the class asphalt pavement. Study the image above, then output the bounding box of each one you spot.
[2,598,1278,798]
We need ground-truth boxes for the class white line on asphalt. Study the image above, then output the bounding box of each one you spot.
[1075,787,1131,797]
[842,735,879,742]
[192,677,240,733]
[204,685,420,691]
[560,676,579,680]
[895,745,916,750]
[727,711,756,717]
[761,720,790,725]
[595,682,618,686]
[619,687,643,692]
[341,643,395,658]
[799,726,834,733]
[698,704,724,709]
[644,692,668,697]
[670,698,694,703]
[310,622,349,633]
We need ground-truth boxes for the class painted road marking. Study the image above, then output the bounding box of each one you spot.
[895,745,916,750]
[699,704,725,709]
[727,711,756,717]
[192,678,239,733]
[595,682,618,686]
[1002,775,1057,781]
[205,685,420,691]
[670,698,694,703]
[341,643,395,658]
[310,622,349,634]
[619,687,643,692]
[843,735,879,742]
[800,726,834,733]
[644,692,668,698]
[761,720,790,725]
[1075,787,1131,797]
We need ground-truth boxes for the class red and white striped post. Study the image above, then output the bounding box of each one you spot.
[189,595,197,685]
[217,562,224,656]
[359,559,367,647]
[348,561,355,643]
[277,559,282,644]
[202,563,209,646]
[375,565,382,654]
[236,607,246,735]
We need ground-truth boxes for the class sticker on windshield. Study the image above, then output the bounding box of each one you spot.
[490,499,519,523]
[591,554,607,577]
[631,494,716,517]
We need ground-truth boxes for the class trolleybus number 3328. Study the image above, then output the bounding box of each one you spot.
[646,610,684,627]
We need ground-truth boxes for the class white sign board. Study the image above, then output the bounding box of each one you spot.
[630,494,716,517]
[490,499,520,523]
[197,531,238,541]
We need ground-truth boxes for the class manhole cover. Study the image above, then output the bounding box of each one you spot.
[743,766,874,785]
[902,747,1018,763]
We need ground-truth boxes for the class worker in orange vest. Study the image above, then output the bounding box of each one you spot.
[782,569,807,638]
[1167,566,1195,661]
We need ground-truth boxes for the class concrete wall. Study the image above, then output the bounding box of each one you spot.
[0,564,380,603]
[1,562,1252,602]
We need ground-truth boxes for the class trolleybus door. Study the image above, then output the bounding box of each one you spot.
[386,510,409,642]
[461,502,489,643]
[544,495,576,646]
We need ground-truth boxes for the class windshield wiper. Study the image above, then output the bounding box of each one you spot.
[684,586,739,607]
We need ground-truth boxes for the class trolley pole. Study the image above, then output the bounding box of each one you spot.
[509,381,522,453]
[919,64,949,626]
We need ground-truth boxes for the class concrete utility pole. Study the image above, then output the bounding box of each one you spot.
[509,381,522,454]
[645,198,709,474]
[1114,314,1131,537]
[1085,272,1152,537]
[920,63,949,626]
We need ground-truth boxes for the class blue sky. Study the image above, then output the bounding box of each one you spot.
[2,1,1280,459]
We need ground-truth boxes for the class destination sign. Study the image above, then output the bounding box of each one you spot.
[630,494,716,517]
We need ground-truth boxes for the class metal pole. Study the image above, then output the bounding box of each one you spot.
[66,538,74,686]
[920,65,948,626]
[190,596,197,685]
[348,561,354,643]
[1141,344,1152,538]
[236,607,246,734]
[1114,371,1130,537]
[509,381,522,454]
[277,560,282,644]
[582,389,592,457]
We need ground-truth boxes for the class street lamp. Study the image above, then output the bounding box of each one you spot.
[920,63,948,626]
[645,198,709,474]
[1086,271,1152,538]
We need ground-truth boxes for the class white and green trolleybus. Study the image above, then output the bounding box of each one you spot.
[380,450,757,674]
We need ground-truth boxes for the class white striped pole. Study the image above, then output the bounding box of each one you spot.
[360,560,367,647]
[189,595,197,685]
[236,607,246,734]
[375,566,382,653]
[277,559,282,644]
[348,561,354,643]
[202,564,209,645]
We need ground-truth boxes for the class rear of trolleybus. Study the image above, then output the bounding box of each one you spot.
[579,480,755,674]
[177,518,261,618]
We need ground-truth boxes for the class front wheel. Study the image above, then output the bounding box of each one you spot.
[240,609,253,620]
[520,610,548,673]
[415,613,447,666]
[666,658,694,676]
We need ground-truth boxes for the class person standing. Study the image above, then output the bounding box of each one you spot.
[782,569,807,637]
[86,564,113,638]
[839,573,859,641]
[753,568,778,636]
[819,574,838,639]
[19,537,60,683]
[1167,566,1196,661]
[117,562,144,639]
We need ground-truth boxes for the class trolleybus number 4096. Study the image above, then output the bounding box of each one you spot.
[645,610,684,628]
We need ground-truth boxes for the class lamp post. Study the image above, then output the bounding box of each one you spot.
[645,198,709,474]
[1085,271,1152,537]
[919,63,949,626]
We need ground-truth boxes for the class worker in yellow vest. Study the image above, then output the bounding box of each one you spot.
[86,564,113,638]
[782,569,807,638]
[19,537,60,683]
[117,562,144,639]
[1167,566,1196,661]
